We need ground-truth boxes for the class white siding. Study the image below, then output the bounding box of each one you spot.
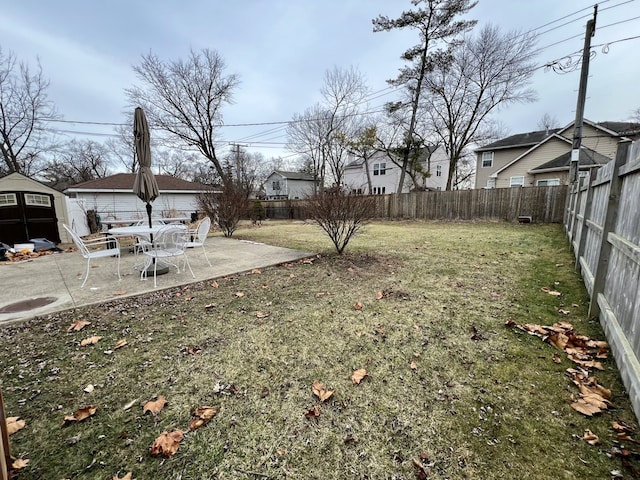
[74,192,200,221]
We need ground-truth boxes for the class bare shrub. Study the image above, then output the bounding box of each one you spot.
[197,184,249,237]
[305,190,377,254]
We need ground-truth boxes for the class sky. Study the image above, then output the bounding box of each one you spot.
[3,0,640,166]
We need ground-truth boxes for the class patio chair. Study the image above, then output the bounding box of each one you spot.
[140,225,195,287]
[63,224,121,288]
[185,216,212,267]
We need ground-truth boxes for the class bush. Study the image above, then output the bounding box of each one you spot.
[197,184,249,237]
[251,200,265,224]
[305,189,377,254]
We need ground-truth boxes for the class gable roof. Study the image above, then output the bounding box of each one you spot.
[489,133,572,178]
[529,147,611,172]
[476,128,561,152]
[269,171,315,181]
[65,173,209,192]
[0,171,64,195]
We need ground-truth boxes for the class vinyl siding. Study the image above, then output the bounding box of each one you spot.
[475,147,529,188]
[495,138,570,188]
[75,192,199,221]
[560,124,618,159]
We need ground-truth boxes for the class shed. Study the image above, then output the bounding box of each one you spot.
[0,172,71,246]
[64,173,215,225]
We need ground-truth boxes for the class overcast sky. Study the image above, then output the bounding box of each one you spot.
[4,0,640,164]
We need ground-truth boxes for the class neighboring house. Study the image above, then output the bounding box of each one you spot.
[0,171,72,245]
[343,146,449,195]
[475,119,640,189]
[64,173,213,222]
[264,171,316,200]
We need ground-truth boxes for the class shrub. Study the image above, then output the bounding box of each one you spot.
[197,184,249,237]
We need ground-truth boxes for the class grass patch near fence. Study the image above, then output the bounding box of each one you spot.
[1,221,637,479]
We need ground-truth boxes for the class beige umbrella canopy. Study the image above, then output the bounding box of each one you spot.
[133,107,159,228]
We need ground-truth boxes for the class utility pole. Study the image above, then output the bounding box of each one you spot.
[228,143,247,183]
[569,5,597,184]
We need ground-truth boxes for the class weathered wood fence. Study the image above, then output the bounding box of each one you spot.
[564,139,640,421]
[263,185,567,223]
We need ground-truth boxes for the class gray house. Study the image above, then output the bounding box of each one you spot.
[264,171,316,200]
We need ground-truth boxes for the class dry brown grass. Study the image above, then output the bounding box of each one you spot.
[0,221,636,479]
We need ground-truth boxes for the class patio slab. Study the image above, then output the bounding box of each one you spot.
[0,237,313,326]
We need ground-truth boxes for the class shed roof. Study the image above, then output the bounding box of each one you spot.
[65,173,210,192]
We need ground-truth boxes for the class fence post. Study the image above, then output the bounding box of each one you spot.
[575,172,595,271]
[0,386,11,480]
[588,141,630,318]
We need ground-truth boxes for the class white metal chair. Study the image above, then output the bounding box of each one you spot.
[140,225,194,287]
[185,216,212,267]
[63,224,121,288]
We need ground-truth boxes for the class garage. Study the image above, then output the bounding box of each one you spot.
[0,172,70,247]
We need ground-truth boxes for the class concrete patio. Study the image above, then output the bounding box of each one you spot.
[0,236,312,325]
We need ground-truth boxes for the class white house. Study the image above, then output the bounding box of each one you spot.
[64,173,213,225]
[264,171,316,200]
[343,146,449,194]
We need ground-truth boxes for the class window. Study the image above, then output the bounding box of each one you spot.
[536,179,560,186]
[510,176,525,188]
[373,186,386,195]
[373,163,386,176]
[272,180,280,191]
[24,193,51,207]
[486,178,496,189]
[481,152,494,168]
[0,193,18,206]
[436,165,442,177]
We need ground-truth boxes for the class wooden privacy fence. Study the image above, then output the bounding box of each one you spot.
[565,139,640,421]
[262,185,567,223]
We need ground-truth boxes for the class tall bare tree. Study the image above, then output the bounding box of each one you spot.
[537,113,560,132]
[105,123,136,173]
[125,48,239,185]
[422,25,538,190]
[42,139,110,190]
[287,66,368,191]
[0,47,58,175]
[373,0,477,193]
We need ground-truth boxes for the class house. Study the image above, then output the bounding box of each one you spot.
[264,171,316,200]
[475,119,640,189]
[343,146,449,195]
[0,171,72,245]
[64,173,213,224]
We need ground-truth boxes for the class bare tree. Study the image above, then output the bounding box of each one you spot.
[373,0,477,193]
[422,25,538,190]
[537,113,560,132]
[629,107,640,124]
[222,146,270,195]
[305,188,378,254]
[105,123,136,173]
[197,183,248,237]
[287,66,368,191]
[125,49,239,185]
[346,125,378,194]
[0,47,58,175]
[42,139,111,190]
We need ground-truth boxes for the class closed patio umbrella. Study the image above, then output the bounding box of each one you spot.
[133,107,159,229]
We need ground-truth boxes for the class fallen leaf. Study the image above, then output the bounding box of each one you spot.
[204,303,217,311]
[571,399,602,416]
[276,448,286,455]
[541,287,562,296]
[234,292,244,298]
[375,291,383,300]
[304,406,321,418]
[410,361,418,370]
[189,406,219,430]
[256,311,270,319]
[114,339,128,350]
[83,384,95,393]
[312,381,334,402]
[351,368,368,385]
[80,335,102,347]
[612,420,635,434]
[123,398,139,411]
[354,302,364,310]
[559,309,571,315]
[68,320,91,332]
[251,268,262,274]
[11,458,29,470]
[261,387,270,398]
[113,290,127,296]
[150,430,183,457]
[63,406,97,425]
[6,417,25,435]
[583,429,600,445]
[143,396,167,415]
[210,280,219,288]
[186,346,202,355]
[553,353,562,364]
[113,473,133,480]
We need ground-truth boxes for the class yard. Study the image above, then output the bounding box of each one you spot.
[1,221,637,479]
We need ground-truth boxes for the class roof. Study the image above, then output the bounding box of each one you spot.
[530,147,611,172]
[476,128,561,152]
[270,171,315,181]
[490,133,572,177]
[65,173,210,192]
[0,171,65,195]
[594,121,640,137]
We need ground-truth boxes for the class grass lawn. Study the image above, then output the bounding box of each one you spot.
[1,220,637,479]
